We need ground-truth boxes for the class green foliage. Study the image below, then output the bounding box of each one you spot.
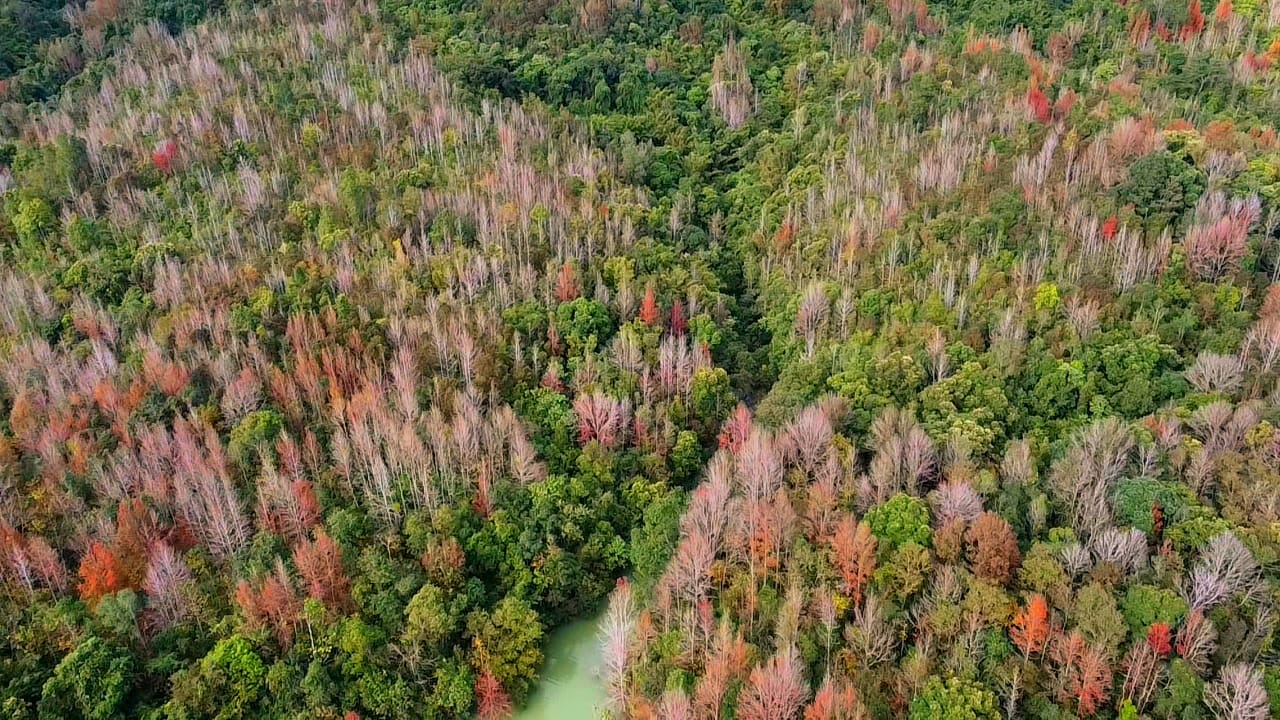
[1154,659,1207,720]
[1119,585,1188,639]
[909,676,1001,720]
[37,637,133,720]
[1167,514,1235,553]
[466,596,543,700]
[630,489,685,590]
[402,583,460,654]
[876,541,933,601]
[1072,583,1127,657]
[866,494,932,553]
[163,636,267,719]
[1116,150,1205,230]
[4,0,1280,717]
[554,298,614,355]
[227,409,284,466]
[920,361,1012,458]
[1113,478,1197,533]
[689,367,733,433]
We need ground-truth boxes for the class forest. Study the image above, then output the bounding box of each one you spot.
[0,0,1278,718]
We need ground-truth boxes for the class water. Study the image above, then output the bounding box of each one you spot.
[512,611,607,720]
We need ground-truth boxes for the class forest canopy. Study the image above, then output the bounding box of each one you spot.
[1,0,1279,719]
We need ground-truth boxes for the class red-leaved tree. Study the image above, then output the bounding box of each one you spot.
[965,512,1021,585]
[639,284,660,326]
[1147,622,1172,657]
[1010,594,1051,657]
[475,669,512,720]
[830,517,876,606]
[78,541,127,605]
[1027,81,1051,124]
[293,529,352,612]
[554,262,579,302]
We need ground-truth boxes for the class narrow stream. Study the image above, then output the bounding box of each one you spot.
[512,611,607,719]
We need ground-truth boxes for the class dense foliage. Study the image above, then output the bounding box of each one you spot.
[0,0,1279,718]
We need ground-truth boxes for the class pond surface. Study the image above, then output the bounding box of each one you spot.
[512,611,607,720]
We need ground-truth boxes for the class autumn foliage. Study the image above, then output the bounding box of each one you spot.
[474,670,512,720]
[1010,594,1051,656]
[964,512,1021,585]
[77,541,127,605]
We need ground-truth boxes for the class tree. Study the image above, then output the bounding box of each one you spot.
[736,645,809,720]
[908,676,1000,720]
[78,541,127,606]
[152,139,178,173]
[164,637,267,719]
[1074,583,1127,658]
[1146,622,1172,657]
[804,678,862,720]
[474,670,512,720]
[1204,664,1269,720]
[143,541,193,629]
[38,637,134,720]
[1026,80,1050,124]
[710,38,755,128]
[554,262,579,302]
[1010,594,1050,657]
[1051,632,1112,717]
[669,300,687,336]
[1119,640,1162,712]
[1176,610,1218,673]
[292,530,352,613]
[830,517,877,605]
[468,597,544,700]
[1120,585,1186,639]
[600,578,636,712]
[865,494,931,552]
[1116,150,1205,228]
[573,391,630,448]
[403,582,459,655]
[964,513,1021,585]
[554,298,613,354]
[1184,193,1260,281]
[639,284,660,326]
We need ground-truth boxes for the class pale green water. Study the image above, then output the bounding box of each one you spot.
[512,611,607,720]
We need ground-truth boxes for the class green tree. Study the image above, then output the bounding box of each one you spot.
[554,298,614,354]
[403,582,462,657]
[163,636,267,719]
[227,409,284,466]
[467,596,544,700]
[1073,583,1127,658]
[689,366,733,434]
[919,361,1012,458]
[909,676,1000,720]
[38,637,134,720]
[866,494,932,554]
[1119,585,1188,640]
[1116,150,1205,229]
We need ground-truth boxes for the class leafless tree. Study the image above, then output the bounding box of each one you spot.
[1204,664,1270,720]
[710,38,756,129]
[1184,532,1263,611]
[1186,352,1245,396]
[1049,418,1132,537]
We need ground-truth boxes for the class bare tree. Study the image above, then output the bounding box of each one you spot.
[1186,352,1245,395]
[736,644,809,720]
[1049,418,1133,537]
[600,578,636,714]
[1204,664,1270,720]
[710,38,756,129]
